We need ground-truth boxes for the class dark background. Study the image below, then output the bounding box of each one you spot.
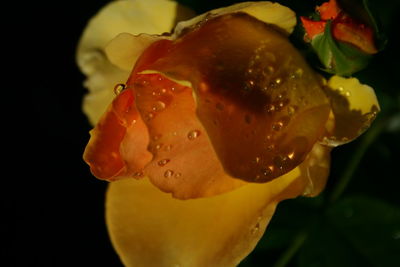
[6,0,400,266]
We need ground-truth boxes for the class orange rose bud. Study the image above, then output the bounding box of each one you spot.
[332,13,378,54]
[300,17,327,40]
[317,0,340,20]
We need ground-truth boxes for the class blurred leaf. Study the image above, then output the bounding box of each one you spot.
[298,218,369,267]
[299,196,400,267]
[326,195,400,267]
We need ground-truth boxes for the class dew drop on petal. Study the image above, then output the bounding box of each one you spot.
[158,159,170,167]
[152,101,166,112]
[187,130,201,140]
[113,83,126,95]
[164,169,174,178]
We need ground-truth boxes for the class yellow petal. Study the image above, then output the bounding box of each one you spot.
[77,0,194,124]
[174,1,296,37]
[320,75,380,147]
[105,33,162,72]
[300,143,331,197]
[106,168,308,267]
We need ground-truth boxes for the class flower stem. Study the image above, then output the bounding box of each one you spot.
[272,232,308,267]
[329,117,386,203]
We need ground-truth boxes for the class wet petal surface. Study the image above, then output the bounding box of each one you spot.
[106,167,307,267]
[134,13,330,182]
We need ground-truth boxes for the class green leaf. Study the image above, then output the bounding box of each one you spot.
[326,195,400,267]
[299,195,400,267]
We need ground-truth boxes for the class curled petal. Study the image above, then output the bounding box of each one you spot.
[134,14,330,183]
[83,88,153,180]
[77,0,194,124]
[300,143,331,197]
[106,167,308,267]
[132,73,245,199]
[173,1,296,37]
[320,75,380,146]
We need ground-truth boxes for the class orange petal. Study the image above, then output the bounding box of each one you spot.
[129,73,245,199]
[135,13,330,183]
[332,13,377,54]
[317,0,340,20]
[83,88,152,180]
[300,16,327,40]
[106,166,308,267]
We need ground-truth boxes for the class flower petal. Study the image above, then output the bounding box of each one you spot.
[83,88,153,180]
[130,73,245,199]
[174,1,296,37]
[134,13,330,183]
[106,167,308,267]
[300,143,331,197]
[320,76,380,146]
[77,0,194,124]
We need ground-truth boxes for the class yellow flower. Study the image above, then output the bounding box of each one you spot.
[77,1,380,266]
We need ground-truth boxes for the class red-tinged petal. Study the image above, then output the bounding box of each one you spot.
[83,88,152,180]
[300,17,327,40]
[332,13,377,54]
[133,13,330,183]
[129,73,245,199]
[317,0,340,20]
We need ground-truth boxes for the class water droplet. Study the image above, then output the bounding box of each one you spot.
[267,65,275,74]
[261,166,274,176]
[152,101,166,112]
[164,144,173,151]
[145,112,155,121]
[266,144,275,151]
[152,134,162,141]
[132,171,144,178]
[275,78,282,84]
[344,91,351,97]
[272,121,284,131]
[265,104,276,113]
[244,114,252,124]
[287,151,295,160]
[290,68,303,79]
[337,86,344,92]
[158,159,170,166]
[250,223,260,234]
[164,169,174,178]
[287,105,297,116]
[187,130,201,140]
[114,83,126,95]
[174,172,182,178]
[254,157,261,164]
[216,102,224,111]
[247,68,253,74]
[154,144,163,151]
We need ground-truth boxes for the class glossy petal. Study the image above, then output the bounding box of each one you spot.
[135,14,330,183]
[300,143,331,197]
[173,1,296,37]
[320,76,380,146]
[77,0,194,124]
[132,73,245,199]
[106,167,308,267]
[83,88,153,180]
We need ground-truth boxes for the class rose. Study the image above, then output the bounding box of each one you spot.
[77,1,380,266]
